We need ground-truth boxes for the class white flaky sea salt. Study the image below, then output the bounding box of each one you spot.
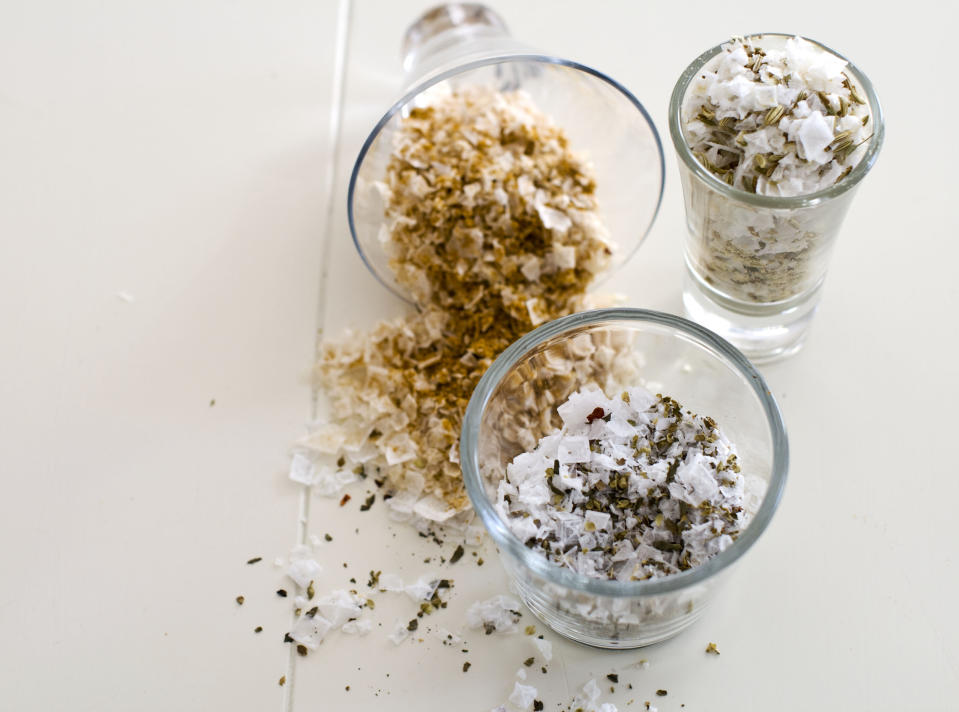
[496,386,746,580]
[288,589,367,650]
[679,35,876,303]
[683,36,871,197]
[286,557,322,588]
[508,682,538,710]
[572,679,618,712]
[532,636,553,662]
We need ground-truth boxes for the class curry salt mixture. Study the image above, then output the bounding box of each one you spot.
[303,86,614,519]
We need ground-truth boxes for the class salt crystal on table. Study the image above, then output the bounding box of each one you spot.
[532,637,553,662]
[315,590,362,627]
[341,618,372,636]
[466,594,523,634]
[508,682,538,710]
[289,614,332,650]
[288,452,315,485]
[286,558,322,588]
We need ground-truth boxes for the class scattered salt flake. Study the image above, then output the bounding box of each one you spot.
[286,558,322,588]
[289,614,332,650]
[413,494,459,522]
[288,452,315,485]
[387,620,410,645]
[466,594,523,634]
[315,590,363,627]
[377,572,405,592]
[404,575,440,602]
[581,679,602,704]
[342,618,373,636]
[508,682,538,710]
[115,291,135,303]
[313,467,358,498]
[532,637,553,662]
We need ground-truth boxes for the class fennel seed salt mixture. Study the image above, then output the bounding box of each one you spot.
[496,387,745,580]
[384,84,613,324]
[681,36,874,302]
[684,36,870,197]
[308,86,612,517]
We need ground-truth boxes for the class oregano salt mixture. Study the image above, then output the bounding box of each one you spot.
[495,386,745,580]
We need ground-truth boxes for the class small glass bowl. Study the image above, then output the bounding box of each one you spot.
[460,308,788,648]
[668,34,884,362]
[348,53,665,305]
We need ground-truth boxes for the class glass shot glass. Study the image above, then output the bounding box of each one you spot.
[348,3,664,306]
[460,308,788,648]
[668,34,884,363]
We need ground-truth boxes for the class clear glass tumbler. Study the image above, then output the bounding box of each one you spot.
[460,308,788,648]
[668,34,884,363]
[348,3,664,305]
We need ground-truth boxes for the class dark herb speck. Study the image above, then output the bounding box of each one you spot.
[449,544,465,564]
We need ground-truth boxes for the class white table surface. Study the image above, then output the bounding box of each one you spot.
[2,1,957,710]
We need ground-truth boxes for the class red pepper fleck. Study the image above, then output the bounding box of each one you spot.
[586,406,605,424]
[339,493,351,507]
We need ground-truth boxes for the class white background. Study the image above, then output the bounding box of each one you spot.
[1,1,957,710]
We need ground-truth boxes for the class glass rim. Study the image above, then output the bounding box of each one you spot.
[668,33,885,209]
[348,53,666,305]
[460,307,789,598]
